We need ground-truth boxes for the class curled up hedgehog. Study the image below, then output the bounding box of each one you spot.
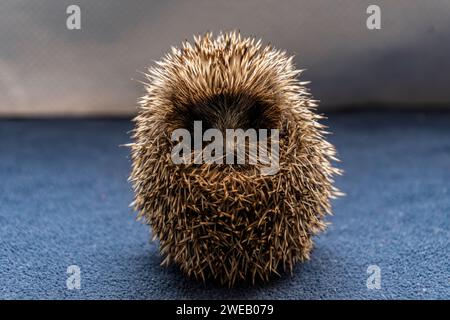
[130,32,341,287]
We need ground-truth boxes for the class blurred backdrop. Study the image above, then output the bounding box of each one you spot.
[1,0,449,116]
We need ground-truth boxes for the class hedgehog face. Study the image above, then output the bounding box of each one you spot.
[175,93,279,132]
[130,32,341,286]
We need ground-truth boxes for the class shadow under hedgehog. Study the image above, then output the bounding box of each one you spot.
[129,32,341,287]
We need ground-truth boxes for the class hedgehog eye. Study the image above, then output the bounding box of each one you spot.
[246,101,280,130]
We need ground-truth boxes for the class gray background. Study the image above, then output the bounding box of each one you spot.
[1,0,449,116]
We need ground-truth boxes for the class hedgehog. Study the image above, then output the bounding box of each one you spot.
[129,32,341,287]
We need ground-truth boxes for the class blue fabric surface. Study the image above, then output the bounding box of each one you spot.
[0,111,449,299]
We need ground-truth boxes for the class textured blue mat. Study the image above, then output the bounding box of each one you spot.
[0,111,449,299]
